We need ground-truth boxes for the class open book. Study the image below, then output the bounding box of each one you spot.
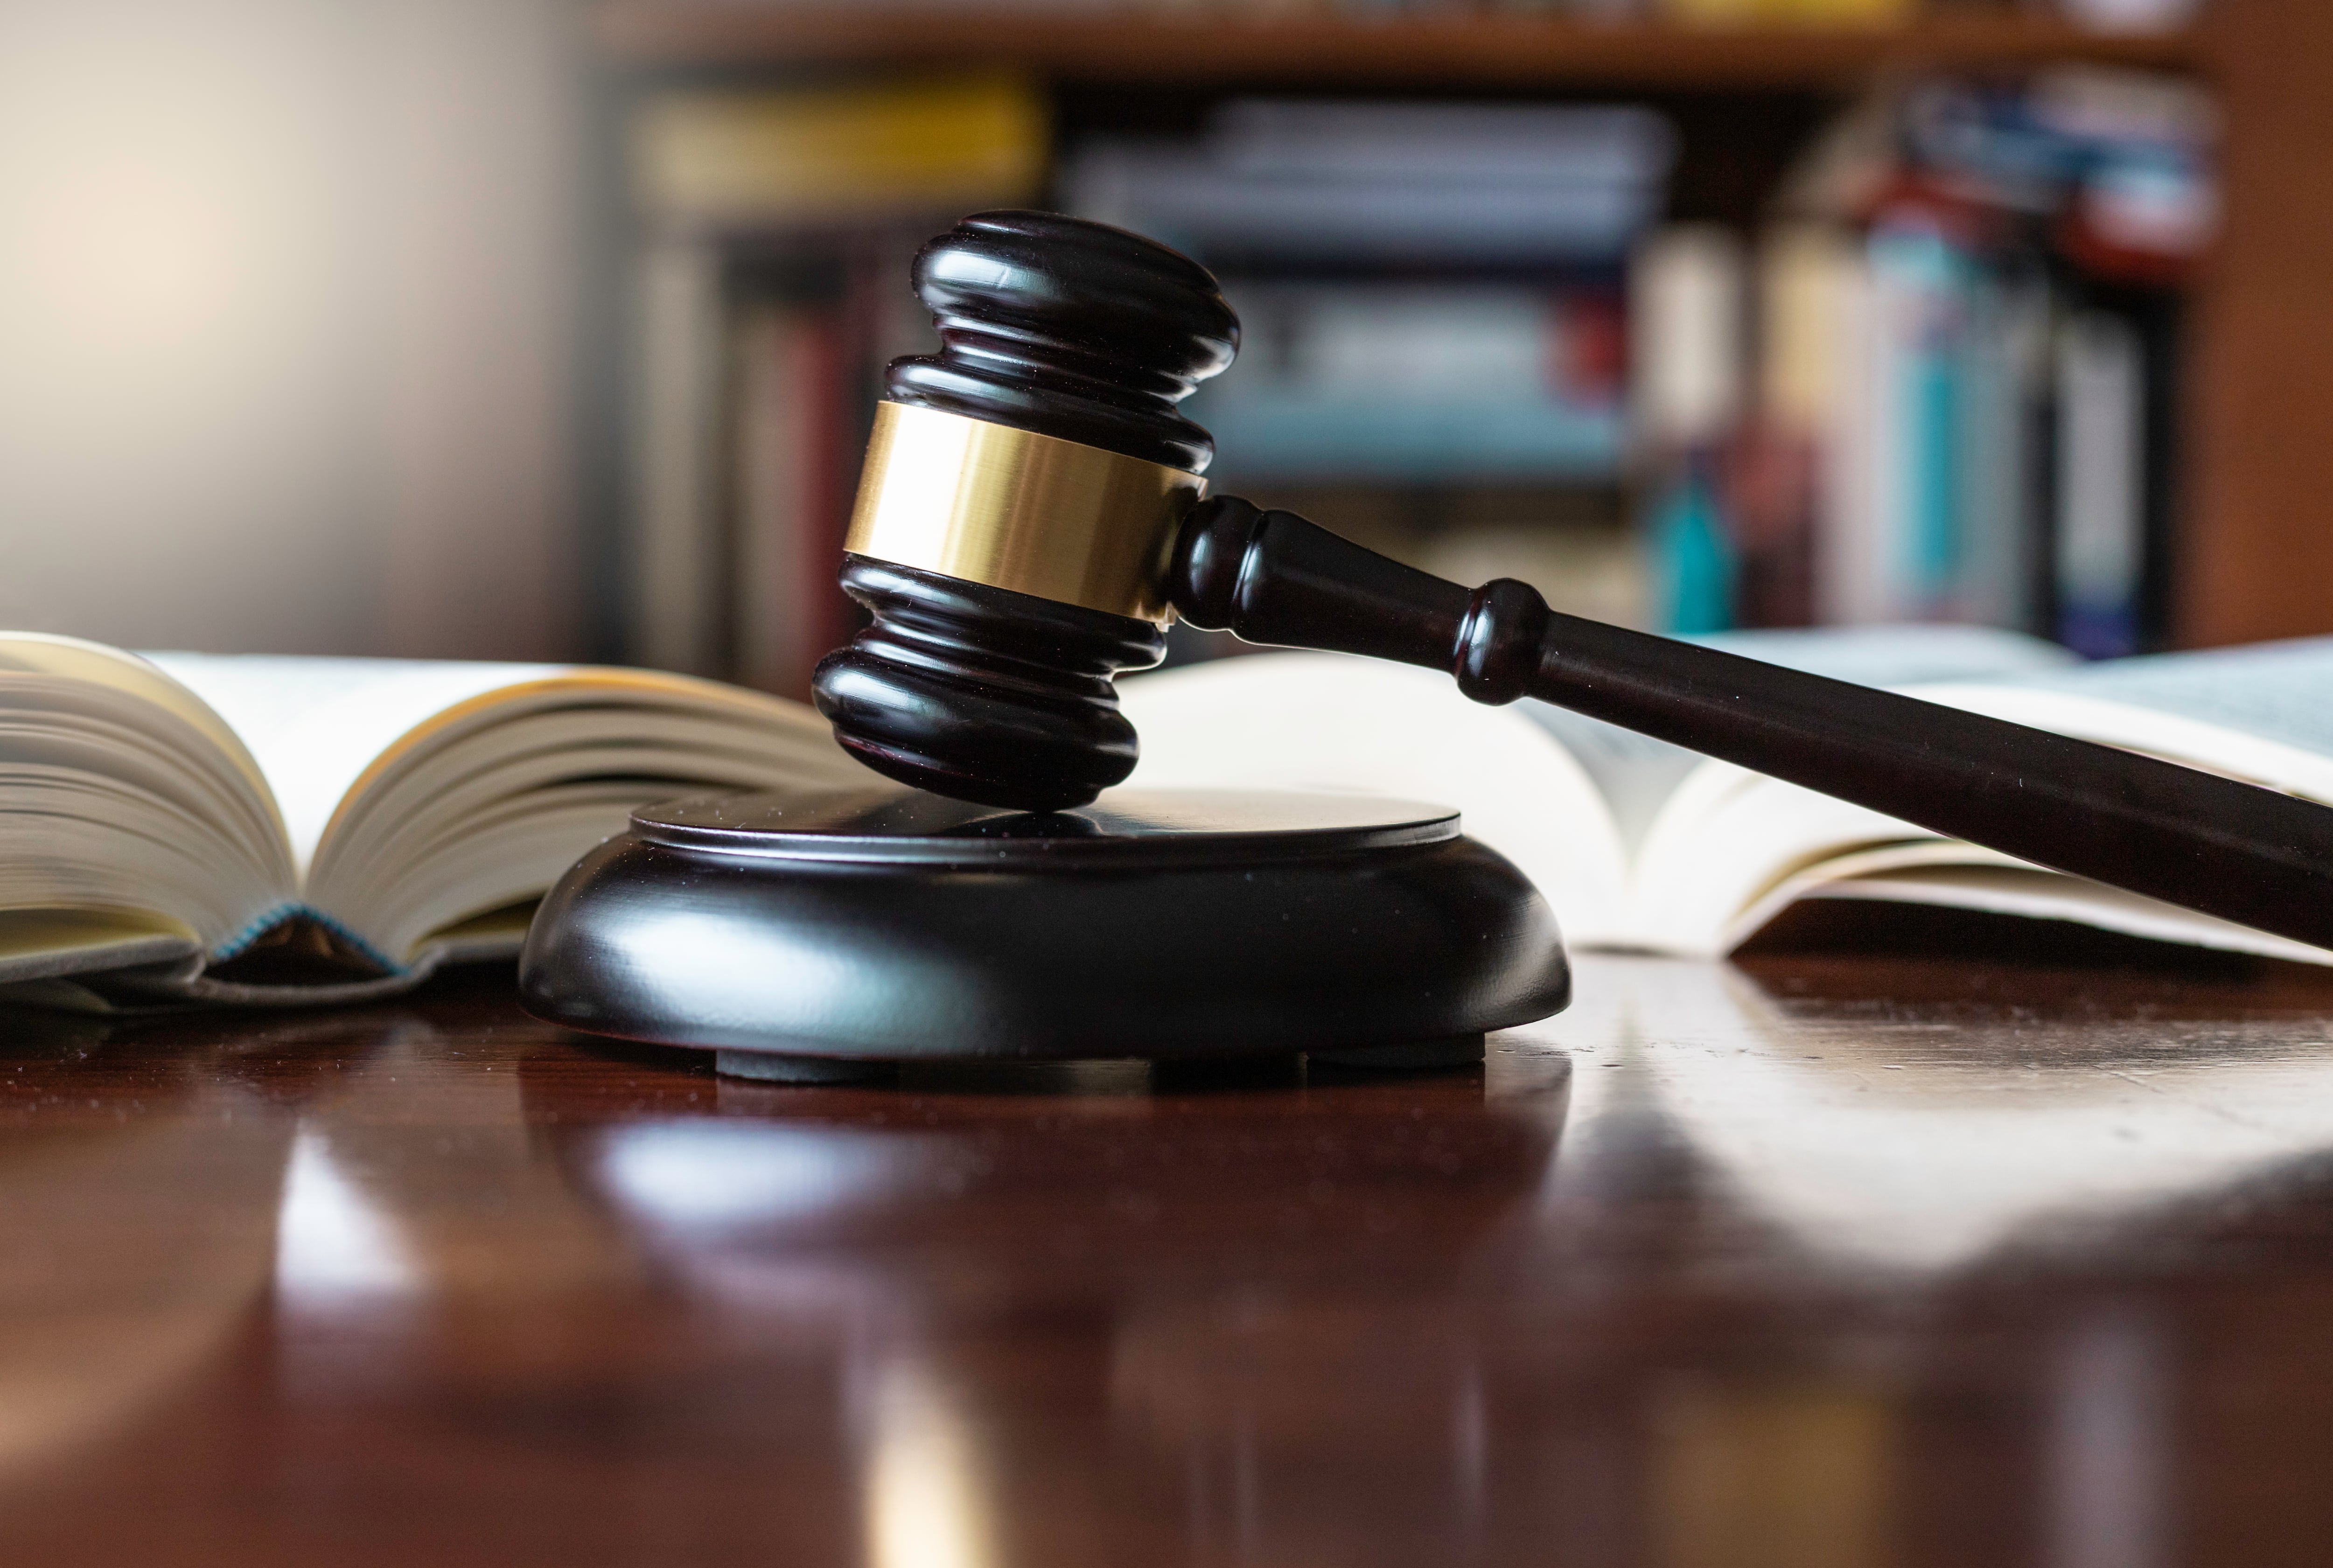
[0,636,866,1008]
[4,623,2327,1010]
[1120,626,2333,968]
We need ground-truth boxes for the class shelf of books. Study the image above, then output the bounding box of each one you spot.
[586,3,2333,697]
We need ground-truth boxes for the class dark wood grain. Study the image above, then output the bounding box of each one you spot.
[2184,0,2333,646]
[4,945,2333,1565]
[589,6,2203,86]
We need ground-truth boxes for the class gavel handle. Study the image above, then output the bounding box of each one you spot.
[1169,496,2333,951]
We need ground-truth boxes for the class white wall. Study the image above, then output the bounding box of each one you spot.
[0,0,579,659]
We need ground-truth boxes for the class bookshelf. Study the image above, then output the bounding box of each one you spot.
[587,1,2333,651]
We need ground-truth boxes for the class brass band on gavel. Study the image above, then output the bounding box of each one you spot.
[844,401,1208,626]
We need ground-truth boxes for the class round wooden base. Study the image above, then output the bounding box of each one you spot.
[518,786,1568,1076]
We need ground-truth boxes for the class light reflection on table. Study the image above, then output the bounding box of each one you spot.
[0,950,2329,1565]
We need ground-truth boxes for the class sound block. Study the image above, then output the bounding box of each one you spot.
[518,786,1568,1077]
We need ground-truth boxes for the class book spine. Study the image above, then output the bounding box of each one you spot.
[1194,280,1627,482]
[1956,264,2054,635]
[1866,217,1973,624]
[729,284,874,701]
[730,307,810,696]
[2052,310,2148,659]
[630,239,725,676]
[1810,238,1884,627]
[1062,99,1674,268]
[1632,225,1745,633]
[1742,223,1857,628]
[804,308,855,674]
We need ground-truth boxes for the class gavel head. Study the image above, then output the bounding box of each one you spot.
[810,210,1240,812]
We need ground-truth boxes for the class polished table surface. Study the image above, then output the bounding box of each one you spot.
[6,940,2333,1566]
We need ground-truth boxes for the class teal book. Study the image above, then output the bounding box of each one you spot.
[1647,460,1736,635]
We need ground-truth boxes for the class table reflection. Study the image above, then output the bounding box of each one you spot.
[0,1007,400,1483]
[2,951,2333,1565]
[549,1051,1570,1568]
[1549,959,2333,1274]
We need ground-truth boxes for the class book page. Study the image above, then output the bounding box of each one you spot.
[1121,653,1636,945]
[0,637,295,961]
[1632,634,2333,960]
[1796,866,2333,966]
[1525,623,2074,853]
[146,655,569,878]
[309,676,861,962]
[1993,635,2333,758]
[0,636,273,806]
[0,907,203,988]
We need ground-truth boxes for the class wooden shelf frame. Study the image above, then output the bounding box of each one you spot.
[592,7,2202,87]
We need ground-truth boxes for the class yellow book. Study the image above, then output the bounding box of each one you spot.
[1777,0,1916,21]
[1662,0,1766,22]
[630,74,1048,229]
[1759,223,1863,439]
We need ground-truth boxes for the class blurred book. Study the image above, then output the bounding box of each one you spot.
[731,303,848,696]
[633,240,726,676]
[1414,519,1649,631]
[1679,69,2214,651]
[624,76,1034,694]
[2053,306,2156,660]
[1068,95,1669,605]
[1632,226,1746,634]
[1724,225,1844,629]
[1065,99,1675,267]
[629,74,1047,232]
[1197,282,1626,481]
[1121,627,2333,966]
[1864,213,1981,623]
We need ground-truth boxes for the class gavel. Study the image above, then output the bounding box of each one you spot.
[811,210,2333,952]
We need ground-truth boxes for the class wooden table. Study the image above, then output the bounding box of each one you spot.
[4,938,2333,1566]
